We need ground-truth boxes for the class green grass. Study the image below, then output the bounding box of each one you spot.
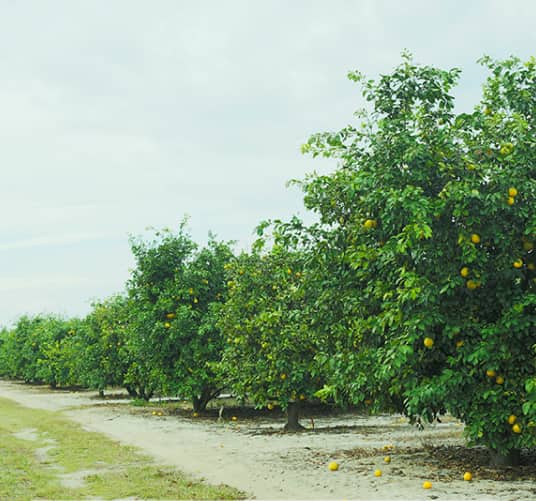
[0,396,246,500]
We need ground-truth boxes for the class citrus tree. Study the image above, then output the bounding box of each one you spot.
[0,314,81,388]
[0,327,7,375]
[0,315,42,382]
[33,316,82,388]
[218,238,326,430]
[298,54,535,463]
[125,225,234,410]
[75,295,131,397]
[161,237,234,411]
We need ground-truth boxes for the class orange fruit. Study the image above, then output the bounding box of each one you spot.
[507,197,515,205]
[496,376,504,385]
[486,369,496,378]
[512,423,521,433]
[507,415,516,425]
[471,234,481,244]
[513,259,523,269]
[463,472,473,481]
[374,469,382,477]
[460,267,470,278]
[280,373,287,380]
[364,219,377,229]
[328,461,339,471]
[466,280,480,290]
[423,481,432,489]
[508,187,518,197]
[424,337,434,348]
[384,456,391,463]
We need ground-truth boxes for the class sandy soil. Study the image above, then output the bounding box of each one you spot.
[1,380,534,500]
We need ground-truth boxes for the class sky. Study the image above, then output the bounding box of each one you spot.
[1,0,535,326]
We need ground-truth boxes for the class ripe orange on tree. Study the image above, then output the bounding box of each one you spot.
[466,280,480,290]
[363,219,377,229]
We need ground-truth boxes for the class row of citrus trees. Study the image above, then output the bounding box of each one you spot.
[0,54,535,462]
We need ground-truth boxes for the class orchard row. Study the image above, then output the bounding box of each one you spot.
[1,54,535,460]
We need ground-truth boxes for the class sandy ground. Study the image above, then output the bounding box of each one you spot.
[1,380,534,500]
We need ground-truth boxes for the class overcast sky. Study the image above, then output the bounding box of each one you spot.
[1,0,535,326]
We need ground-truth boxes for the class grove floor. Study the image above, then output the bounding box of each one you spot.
[1,380,534,500]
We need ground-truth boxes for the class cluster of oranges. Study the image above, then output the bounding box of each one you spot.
[486,369,505,385]
[506,186,518,206]
[460,201,533,290]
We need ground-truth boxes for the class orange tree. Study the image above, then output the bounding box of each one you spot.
[33,316,82,388]
[0,314,81,388]
[297,54,535,462]
[74,295,131,397]
[124,226,234,410]
[0,315,44,383]
[218,236,328,431]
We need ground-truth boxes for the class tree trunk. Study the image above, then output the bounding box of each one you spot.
[141,388,153,401]
[489,448,521,466]
[125,385,138,397]
[192,387,219,413]
[284,401,305,432]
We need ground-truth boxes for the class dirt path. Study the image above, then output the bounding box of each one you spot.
[1,380,534,500]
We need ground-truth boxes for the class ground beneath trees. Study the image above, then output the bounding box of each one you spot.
[1,380,535,500]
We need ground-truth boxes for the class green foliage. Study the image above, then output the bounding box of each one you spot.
[0,315,81,387]
[124,225,234,409]
[297,54,535,454]
[219,239,324,410]
[75,295,130,393]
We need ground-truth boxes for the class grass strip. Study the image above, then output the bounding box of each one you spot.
[0,396,245,500]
